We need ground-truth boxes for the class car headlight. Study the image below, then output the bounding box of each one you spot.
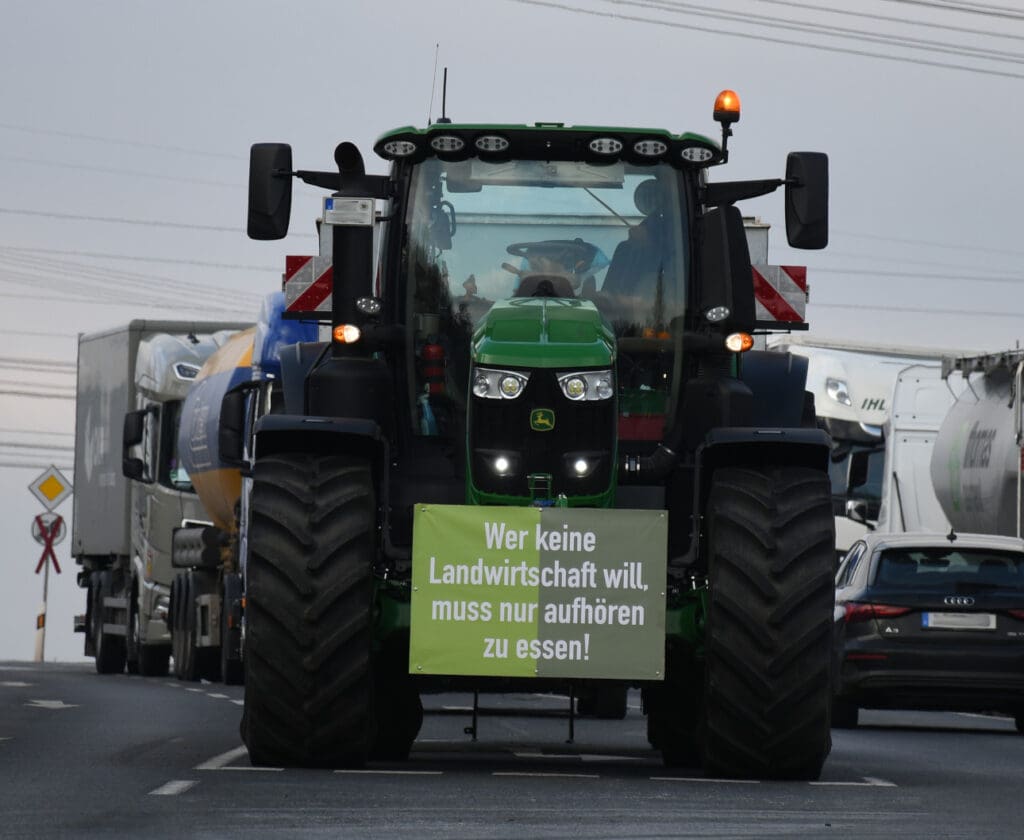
[472,367,530,399]
[556,370,614,401]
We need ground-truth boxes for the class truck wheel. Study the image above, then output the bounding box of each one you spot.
[172,573,197,681]
[139,644,171,677]
[242,453,376,767]
[126,593,140,675]
[831,698,859,729]
[578,684,628,720]
[701,466,834,780]
[91,571,126,675]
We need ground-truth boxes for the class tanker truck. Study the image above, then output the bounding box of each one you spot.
[72,320,247,675]
[930,349,1024,538]
[768,338,955,559]
[239,90,835,779]
[169,293,317,683]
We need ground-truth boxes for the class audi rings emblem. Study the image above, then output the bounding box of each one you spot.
[943,595,975,607]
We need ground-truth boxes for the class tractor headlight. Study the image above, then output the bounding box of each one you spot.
[556,370,614,401]
[472,368,530,400]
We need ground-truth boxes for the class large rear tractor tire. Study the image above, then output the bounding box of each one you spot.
[242,453,376,768]
[91,571,126,675]
[701,466,835,780]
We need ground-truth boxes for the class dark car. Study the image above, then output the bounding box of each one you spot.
[832,531,1024,730]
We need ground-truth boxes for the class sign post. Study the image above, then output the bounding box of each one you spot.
[28,466,72,662]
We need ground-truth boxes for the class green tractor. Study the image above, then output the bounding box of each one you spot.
[240,90,835,779]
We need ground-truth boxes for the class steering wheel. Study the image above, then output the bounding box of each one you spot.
[506,239,600,272]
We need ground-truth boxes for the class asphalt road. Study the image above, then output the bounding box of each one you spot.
[2,661,1023,839]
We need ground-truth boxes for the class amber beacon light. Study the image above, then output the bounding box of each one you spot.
[713,90,741,124]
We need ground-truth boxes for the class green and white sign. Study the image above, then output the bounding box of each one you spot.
[410,505,667,680]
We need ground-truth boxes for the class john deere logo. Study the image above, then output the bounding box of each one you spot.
[530,408,555,431]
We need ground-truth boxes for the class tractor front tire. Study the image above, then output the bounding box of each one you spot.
[242,453,376,768]
[701,466,835,780]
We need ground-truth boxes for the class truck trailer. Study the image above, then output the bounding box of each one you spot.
[72,320,247,674]
[768,337,958,558]
[931,349,1024,538]
[170,293,317,684]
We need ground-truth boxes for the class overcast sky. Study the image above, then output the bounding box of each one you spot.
[2,0,1022,661]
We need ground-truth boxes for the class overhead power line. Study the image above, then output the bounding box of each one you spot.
[753,0,1024,41]
[0,206,315,238]
[0,122,243,160]
[884,0,1024,22]
[812,301,1024,318]
[509,0,1024,80]
[619,0,1024,65]
[0,246,279,274]
[0,154,242,189]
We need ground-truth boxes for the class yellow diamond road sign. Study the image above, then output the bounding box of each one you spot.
[29,465,72,512]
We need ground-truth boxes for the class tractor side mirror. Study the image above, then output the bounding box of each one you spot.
[248,143,293,240]
[696,205,755,332]
[785,152,828,250]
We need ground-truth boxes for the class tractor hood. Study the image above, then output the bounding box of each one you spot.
[471,298,615,369]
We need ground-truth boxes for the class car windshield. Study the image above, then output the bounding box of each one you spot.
[402,157,688,337]
[874,547,1024,591]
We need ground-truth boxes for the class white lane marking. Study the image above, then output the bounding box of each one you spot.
[25,699,78,709]
[513,751,642,763]
[207,693,228,699]
[0,737,11,742]
[1,682,32,687]
[811,776,897,787]
[220,766,283,772]
[148,780,196,796]
[493,771,599,779]
[195,746,249,770]
[231,699,244,706]
[651,776,759,784]
[165,682,180,688]
[335,769,443,775]
[441,705,473,712]
[185,688,204,693]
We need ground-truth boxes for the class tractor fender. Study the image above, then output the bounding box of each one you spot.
[254,414,388,463]
[740,350,812,428]
[678,427,831,569]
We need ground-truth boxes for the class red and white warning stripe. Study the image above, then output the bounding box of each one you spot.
[752,264,807,324]
[283,255,333,314]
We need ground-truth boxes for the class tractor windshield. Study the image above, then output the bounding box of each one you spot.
[402,158,687,336]
[401,156,688,441]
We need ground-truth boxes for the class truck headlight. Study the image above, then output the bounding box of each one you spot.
[557,370,614,401]
[472,368,530,399]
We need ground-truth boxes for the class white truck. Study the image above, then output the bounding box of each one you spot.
[930,349,1024,538]
[768,337,960,557]
[72,320,246,675]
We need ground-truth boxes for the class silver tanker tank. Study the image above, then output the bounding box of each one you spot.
[930,349,1024,538]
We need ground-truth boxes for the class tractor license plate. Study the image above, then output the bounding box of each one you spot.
[922,612,996,631]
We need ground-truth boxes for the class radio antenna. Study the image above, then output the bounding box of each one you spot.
[427,44,440,125]
[438,68,451,124]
